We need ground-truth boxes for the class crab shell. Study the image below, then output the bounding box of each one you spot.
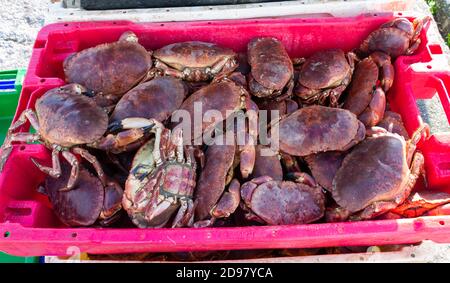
[178,80,249,141]
[63,31,152,101]
[251,145,283,181]
[110,76,187,123]
[377,111,409,140]
[298,49,350,90]
[194,139,236,221]
[304,151,346,192]
[276,105,366,156]
[153,41,237,82]
[332,133,418,213]
[359,17,430,58]
[247,37,294,98]
[36,84,108,147]
[343,52,393,126]
[294,49,354,105]
[240,177,325,225]
[42,162,123,227]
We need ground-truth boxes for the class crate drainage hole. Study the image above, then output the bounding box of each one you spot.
[398,12,403,16]
[71,232,77,238]
[160,24,164,27]
[427,65,432,69]
[64,24,68,27]
[40,79,46,83]
[19,145,26,151]
[439,221,445,226]
[4,231,10,238]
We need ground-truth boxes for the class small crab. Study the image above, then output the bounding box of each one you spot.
[240,173,325,225]
[64,31,153,107]
[0,84,153,191]
[123,124,197,228]
[177,78,258,144]
[194,134,254,227]
[390,191,450,218]
[304,151,346,192]
[40,161,123,227]
[274,105,366,156]
[294,49,357,107]
[343,52,394,127]
[332,125,429,220]
[247,37,294,101]
[359,17,430,58]
[152,41,238,82]
[110,76,187,123]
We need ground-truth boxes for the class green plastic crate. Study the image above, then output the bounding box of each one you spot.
[0,69,25,144]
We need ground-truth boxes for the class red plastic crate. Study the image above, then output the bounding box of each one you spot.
[1,13,450,256]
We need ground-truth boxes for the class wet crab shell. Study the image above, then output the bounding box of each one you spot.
[276,106,366,156]
[42,162,104,227]
[241,180,325,225]
[304,151,346,192]
[194,141,236,221]
[297,49,351,90]
[251,145,283,181]
[36,84,108,147]
[153,41,236,70]
[332,134,410,212]
[343,57,380,116]
[247,37,293,92]
[110,76,187,123]
[63,31,152,99]
[178,80,246,140]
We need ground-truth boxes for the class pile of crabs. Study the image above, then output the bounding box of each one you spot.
[2,16,450,229]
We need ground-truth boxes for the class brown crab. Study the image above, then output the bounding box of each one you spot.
[64,31,153,107]
[0,84,153,191]
[176,78,258,148]
[247,37,294,101]
[304,151,346,192]
[359,17,430,58]
[255,97,298,125]
[332,125,429,220]
[194,134,253,227]
[251,145,283,181]
[274,105,366,156]
[152,41,238,82]
[110,76,187,123]
[123,123,197,228]
[343,52,394,127]
[240,173,325,225]
[294,49,357,107]
[39,161,123,227]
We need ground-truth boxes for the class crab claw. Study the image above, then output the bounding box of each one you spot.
[286,172,318,187]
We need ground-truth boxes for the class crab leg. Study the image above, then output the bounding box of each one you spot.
[30,146,62,178]
[153,60,185,79]
[1,110,41,171]
[72,147,106,186]
[172,199,195,228]
[8,109,40,132]
[59,151,80,191]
